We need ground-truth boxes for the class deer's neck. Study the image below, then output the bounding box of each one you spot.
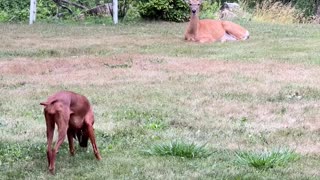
[187,14,199,35]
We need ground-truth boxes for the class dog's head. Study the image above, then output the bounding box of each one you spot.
[76,130,89,148]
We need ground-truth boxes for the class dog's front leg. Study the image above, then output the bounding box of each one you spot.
[50,109,70,174]
[45,112,55,170]
[50,121,68,174]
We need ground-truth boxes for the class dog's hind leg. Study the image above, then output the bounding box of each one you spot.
[50,104,70,173]
[84,111,102,160]
[67,128,75,156]
[87,125,102,160]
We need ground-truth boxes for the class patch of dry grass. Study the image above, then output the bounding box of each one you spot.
[253,0,303,24]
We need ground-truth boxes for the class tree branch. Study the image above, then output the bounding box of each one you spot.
[52,0,88,15]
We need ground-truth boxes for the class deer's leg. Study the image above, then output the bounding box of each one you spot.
[222,21,249,40]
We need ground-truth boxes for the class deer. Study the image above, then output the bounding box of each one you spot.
[185,0,249,43]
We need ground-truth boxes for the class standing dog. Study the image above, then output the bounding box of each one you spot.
[40,91,102,174]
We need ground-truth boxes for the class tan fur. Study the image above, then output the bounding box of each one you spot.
[185,0,249,43]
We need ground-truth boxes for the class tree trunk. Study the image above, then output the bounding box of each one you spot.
[316,0,320,16]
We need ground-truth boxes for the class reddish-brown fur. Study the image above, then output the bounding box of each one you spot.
[185,0,249,43]
[40,91,102,174]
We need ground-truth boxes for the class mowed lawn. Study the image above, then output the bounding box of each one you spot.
[0,21,319,179]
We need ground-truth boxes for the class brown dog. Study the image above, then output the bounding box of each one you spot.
[40,91,102,174]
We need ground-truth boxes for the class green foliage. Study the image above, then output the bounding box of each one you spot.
[137,0,189,22]
[0,142,45,165]
[122,5,141,23]
[236,148,299,170]
[118,0,134,18]
[0,0,56,22]
[143,141,212,158]
[200,1,220,19]
[36,0,57,20]
[294,0,316,16]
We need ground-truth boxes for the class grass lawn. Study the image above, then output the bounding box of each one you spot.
[0,20,319,179]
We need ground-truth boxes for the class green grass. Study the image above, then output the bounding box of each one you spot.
[0,20,320,179]
[143,141,212,158]
[236,149,299,170]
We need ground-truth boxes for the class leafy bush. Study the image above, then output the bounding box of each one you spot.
[199,1,220,19]
[137,0,189,22]
[294,0,317,17]
[122,4,141,22]
[0,0,56,22]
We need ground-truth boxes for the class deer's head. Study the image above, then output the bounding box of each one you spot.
[187,0,202,15]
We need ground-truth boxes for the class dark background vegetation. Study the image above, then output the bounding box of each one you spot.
[0,0,319,23]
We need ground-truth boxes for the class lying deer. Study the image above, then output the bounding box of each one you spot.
[185,0,249,43]
[40,91,102,174]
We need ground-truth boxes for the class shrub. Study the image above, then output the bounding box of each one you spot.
[0,0,56,22]
[137,0,189,22]
[199,1,220,19]
[122,4,141,23]
[294,0,317,17]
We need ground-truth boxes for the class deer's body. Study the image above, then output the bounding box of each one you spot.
[185,0,249,43]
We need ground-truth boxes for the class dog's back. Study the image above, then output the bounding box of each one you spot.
[40,91,90,115]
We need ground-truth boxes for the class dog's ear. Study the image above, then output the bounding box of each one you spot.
[40,100,58,107]
[40,102,49,106]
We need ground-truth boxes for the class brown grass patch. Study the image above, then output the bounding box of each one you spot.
[1,54,320,154]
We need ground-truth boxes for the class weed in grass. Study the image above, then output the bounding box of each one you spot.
[143,141,211,158]
[112,107,168,130]
[236,148,299,170]
[145,120,166,130]
[148,57,165,64]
